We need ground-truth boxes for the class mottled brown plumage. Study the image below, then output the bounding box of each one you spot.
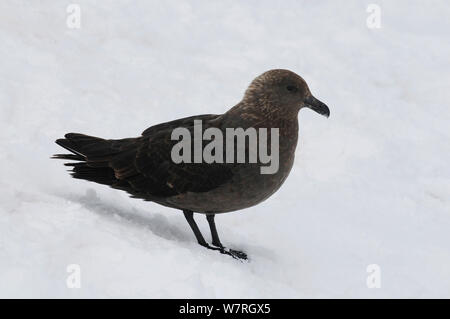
[53,69,330,259]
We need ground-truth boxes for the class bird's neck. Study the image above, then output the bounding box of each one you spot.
[224,101,299,131]
[222,102,299,155]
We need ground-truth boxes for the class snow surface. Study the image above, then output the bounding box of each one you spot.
[1,0,449,298]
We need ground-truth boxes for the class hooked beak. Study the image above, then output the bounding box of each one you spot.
[304,95,330,118]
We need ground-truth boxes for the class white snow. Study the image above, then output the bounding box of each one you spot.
[1,0,449,298]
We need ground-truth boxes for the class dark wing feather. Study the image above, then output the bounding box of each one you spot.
[142,114,219,136]
[118,134,232,198]
[113,114,232,198]
[55,114,233,201]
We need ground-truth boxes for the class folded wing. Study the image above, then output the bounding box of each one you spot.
[53,114,233,201]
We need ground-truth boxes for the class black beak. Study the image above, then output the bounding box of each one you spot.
[304,95,330,118]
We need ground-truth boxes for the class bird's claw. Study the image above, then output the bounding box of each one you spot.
[218,247,248,261]
[201,243,248,261]
[227,248,248,260]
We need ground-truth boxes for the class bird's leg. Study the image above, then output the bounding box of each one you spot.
[183,210,209,247]
[206,213,248,260]
[183,210,247,260]
[206,213,223,248]
[183,210,224,254]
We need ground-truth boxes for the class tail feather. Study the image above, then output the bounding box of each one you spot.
[51,153,84,161]
[56,133,114,160]
[68,162,117,185]
[53,133,123,186]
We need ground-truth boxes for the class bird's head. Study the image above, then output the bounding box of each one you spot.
[242,69,330,118]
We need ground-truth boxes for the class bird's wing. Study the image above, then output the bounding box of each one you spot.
[110,114,233,198]
[141,114,219,136]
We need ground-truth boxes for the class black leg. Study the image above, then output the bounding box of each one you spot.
[183,210,208,246]
[183,210,248,261]
[206,214,223,247]
[206,213,248,261]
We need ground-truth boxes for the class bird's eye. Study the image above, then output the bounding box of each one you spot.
[286,85,298,92]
